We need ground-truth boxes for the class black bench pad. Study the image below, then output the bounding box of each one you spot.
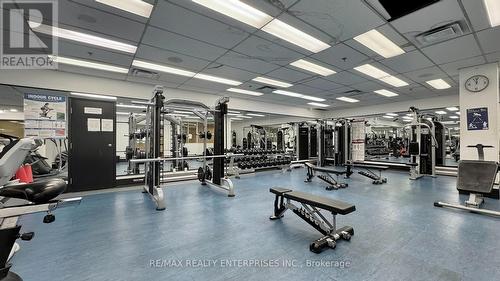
[305,162,347,175]
[271,187,355,215]
[349,162,389,170]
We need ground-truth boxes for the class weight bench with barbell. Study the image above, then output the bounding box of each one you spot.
[269,187,356,253]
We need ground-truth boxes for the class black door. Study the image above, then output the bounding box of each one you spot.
[68,98,116,191]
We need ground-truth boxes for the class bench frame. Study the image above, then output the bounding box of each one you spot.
[304,163,348,190]
[269,188,354,253]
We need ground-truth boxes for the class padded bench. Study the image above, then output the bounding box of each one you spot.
[304,162,349,190]
[346,161,389,184]
[269,187,355,253]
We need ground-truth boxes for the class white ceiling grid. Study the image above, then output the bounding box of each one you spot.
[23,0,500,110]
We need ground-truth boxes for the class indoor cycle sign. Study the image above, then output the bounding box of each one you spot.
[466,107,488,131]
[24,93,67,138]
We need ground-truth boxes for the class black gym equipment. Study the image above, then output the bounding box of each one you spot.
[346,161,389,185]
[269,187,355,253]
[434,144,500,217]
[298,126,309,160]
[304,162,349,190]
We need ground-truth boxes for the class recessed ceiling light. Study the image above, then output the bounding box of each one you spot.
[290,59,336,76]
[132,60,195,77]
[403,119,412,122]
[50,56,129,73]
[116,112,131,115]
[353,29,405,58]
[230,118,243,121]
[71,92,117,100]
[426,79,451,89]
[435,110,447,115]
[308,102,329,107]
[354,64,408,87]
[446,107,459,111]
[227,88,263,96]
[273,90,303,98]
[237,115,253,119]
[383,116,394,119]
[247,113,265,117]
[450,116,459,119]
[117,104,146,109]
[31,22,137,53]
[484,0,500,27]
[336,97,359,103]
[252,77,293,88]
[227,113,240,116]
[0,110,4,114]
[262,19,331,53]
[193,73,242,86]
[301,95,326,102]
[374,89,399,97]
[386,113,398,116]
[95,0,153,18]
[228,110,240,114]
[9,109,18,112]
[456,112,461,115]
[192,0,272,28]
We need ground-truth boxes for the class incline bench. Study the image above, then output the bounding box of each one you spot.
[269,187,356,253]
[304,162,349,190]
[346,161,389,184]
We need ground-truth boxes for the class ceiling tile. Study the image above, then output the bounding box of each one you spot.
[421,35,482,65]
[126,76,181,89]
[300,78,343,91]
[202,64,258,81]
[215,51,280,74]
[403,66,448,83]
[485,52,500,63]
[287,84,324,95]
[56,1,146,43]
[57,40,133,67]
[380,51,434,74]
[476,28,500,54]
[56,64,127,81]
[311,43,369,70]
[440,56,486,76]
[232,35,304,66]
[350,80,386,92]
[135,44,211,71]
[72,0,150,23]
[266,67,313,83]
[324,70,368,86]
[142,26,227,61]
[181,79,232,92]
[460,0,491,31]
[150,2,249,49]
[288,0,385,43]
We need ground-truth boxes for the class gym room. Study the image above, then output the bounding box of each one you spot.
[0,0,499,280]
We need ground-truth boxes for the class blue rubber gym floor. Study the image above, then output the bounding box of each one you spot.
[11,168,500,281]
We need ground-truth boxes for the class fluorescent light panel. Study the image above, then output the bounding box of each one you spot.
[273,90,325,101]
[353,29,405,58]
[336,97,359,103]
[386,113,398,116]
[435,111,447,115]
[132,60,194,77]
[446,107,459,111]
[354,64,408,87]
[192,0,272,28]
[426,79,451,89]
[230,118,243,121]
[484,0,500,27]
[383,116,394,119]
[308,102,329,107]
[228,110,240,114]
[262,19,330,53]
[9,109,18,112]
[450,116,459,119]
[193,73,242,86]
[374,89,398,97]
[247,113,265,117]
[96,0,153,18]
[71,92,117,100]
[237,115,253,119]
[31,23,137,53]
[252,77,293,88]
[290,59,336,76]
[51,56,129,73]
[227,88,263,96]
[301,95,326,102]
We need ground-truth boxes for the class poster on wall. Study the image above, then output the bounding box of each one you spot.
[466,107,488,131]
[351,119,366,162]
[24,93,67,138]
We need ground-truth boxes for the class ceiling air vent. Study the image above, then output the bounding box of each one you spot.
[256,85,277,92]
[131,68,160,80]
[415,21,465,45]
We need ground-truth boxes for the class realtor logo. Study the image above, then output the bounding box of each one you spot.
[0,0,58,69]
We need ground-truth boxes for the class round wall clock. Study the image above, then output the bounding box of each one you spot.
[465,75,489,92]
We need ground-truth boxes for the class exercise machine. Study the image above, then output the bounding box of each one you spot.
[269,187,355,253]
[434,144,500,216]
[0,134,81,281]
[304,162,349,190]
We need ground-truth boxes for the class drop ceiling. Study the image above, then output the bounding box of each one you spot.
[9,0,500,111]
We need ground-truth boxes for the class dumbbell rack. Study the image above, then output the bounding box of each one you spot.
[230,149,292,175]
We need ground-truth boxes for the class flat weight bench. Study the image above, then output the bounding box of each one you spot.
[304,162,349,190]
[269,187,356,253]
[346,161,389,184]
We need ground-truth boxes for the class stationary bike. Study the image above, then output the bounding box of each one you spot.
[0,134,81,281]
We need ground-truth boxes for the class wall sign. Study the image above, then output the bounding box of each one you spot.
[466,107,489,131]
[24,93,67,138]
[84,107,103,115]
